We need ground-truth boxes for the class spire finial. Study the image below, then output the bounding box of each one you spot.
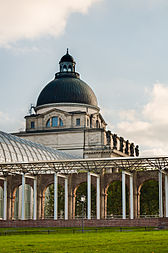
[67,48,69,54]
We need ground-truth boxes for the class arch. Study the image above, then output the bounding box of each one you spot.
[0,186,3,219]
[63,65,67,72]
[74,182,96,218]
[46,116,63,128]
[106,181,129,218]
[59,118,63,126]
[44,183,65,219]
[68,65,72,72]
[138,179,159,217]
[13,184,33,220]
[46,119,50,128]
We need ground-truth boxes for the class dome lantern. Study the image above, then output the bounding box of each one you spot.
[59,49,76,73]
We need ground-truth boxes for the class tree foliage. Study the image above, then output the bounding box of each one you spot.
[107,181,129,217]
[44,184,64,218]
[44,180,159,218]
[75,182,96,218]
[140,180,159,216]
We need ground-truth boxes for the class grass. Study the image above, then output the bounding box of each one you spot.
[0,228,167,252]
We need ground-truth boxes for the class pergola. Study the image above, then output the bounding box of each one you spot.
[0,156,168,221]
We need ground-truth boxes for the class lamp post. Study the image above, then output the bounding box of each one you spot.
[81,195,86,233]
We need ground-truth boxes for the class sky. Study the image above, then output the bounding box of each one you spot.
[0,0,168,156]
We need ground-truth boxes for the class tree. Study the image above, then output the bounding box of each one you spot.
[75,182,96,218]
[107,181,129,217]
[140,180,159,216]
[44,184,64,218]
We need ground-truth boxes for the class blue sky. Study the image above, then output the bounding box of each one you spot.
[0,0,168,155]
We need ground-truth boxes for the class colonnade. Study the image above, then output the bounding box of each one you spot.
[0,176,7,220]
[54,173,68,220]
[21,174,37,220]
[122,171,134,219]
[0,170,168,220]
[53,172,100,220]
[158,170,168,218]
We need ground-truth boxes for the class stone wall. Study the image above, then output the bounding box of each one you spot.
[0,218,168,228]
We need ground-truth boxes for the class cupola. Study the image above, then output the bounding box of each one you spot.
[59,49,76,73]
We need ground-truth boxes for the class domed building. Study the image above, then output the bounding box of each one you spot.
[15,50,139,158]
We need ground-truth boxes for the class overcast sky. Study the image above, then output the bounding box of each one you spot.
[0,0,168,156]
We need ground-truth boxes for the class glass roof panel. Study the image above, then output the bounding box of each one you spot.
[0,130,76,163]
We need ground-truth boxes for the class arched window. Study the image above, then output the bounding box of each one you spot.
[52,117,58,127]
[59,118,63,126]
[46,119,50,128]
[46,117,63,128]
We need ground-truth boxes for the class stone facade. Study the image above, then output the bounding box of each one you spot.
[15,103,138,158]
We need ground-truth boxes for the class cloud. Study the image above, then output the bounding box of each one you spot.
[113,0,168,9]
[113,83,168,156]
[0,111,24,132]
[0,0,101,47]
[119,109,136,122]
[143,84,168,124]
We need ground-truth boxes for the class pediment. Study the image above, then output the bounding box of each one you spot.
[41,108,71,117]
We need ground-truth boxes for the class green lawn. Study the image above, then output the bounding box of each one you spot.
[0,229,167,252]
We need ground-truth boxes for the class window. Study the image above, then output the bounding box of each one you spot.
[52,117,58,127]
[90,116,93,128]
[76,118,80,126]
[46,116,63,128]
[59,118,63,126]
[68,65,72,72]
[87,118,89,127]
[63,65,67,72]
[46,119,50,128]
[31,121,35,129]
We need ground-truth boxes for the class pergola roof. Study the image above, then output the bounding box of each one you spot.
[0,156,168,175]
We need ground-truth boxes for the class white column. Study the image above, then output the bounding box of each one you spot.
[159,171,163,218]
[54,173,58,220]
[130,175,134,219]
[64,177,68,220]
[3,179,7,220]
[165,174,168,217]
[96,176,100,220]
[122,171,126,219]
[33,177,37,220]
[87,172,91,219]
[21,174,25,220]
